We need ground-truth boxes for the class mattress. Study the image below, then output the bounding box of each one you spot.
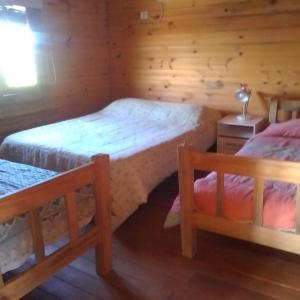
[165,119,300,230]
[0,98,221,233]
[0,159,95,274]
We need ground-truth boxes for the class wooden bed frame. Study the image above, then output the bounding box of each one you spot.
[0,155,111,299]
[179,98,300,258]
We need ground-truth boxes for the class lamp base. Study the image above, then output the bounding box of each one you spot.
[236,114,252,122]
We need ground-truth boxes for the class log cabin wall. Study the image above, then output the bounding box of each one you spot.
[108,0,300,116]
[0,0,110,140]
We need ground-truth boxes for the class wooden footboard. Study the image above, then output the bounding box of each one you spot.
[178,145,300,258]
[0,155,111,300]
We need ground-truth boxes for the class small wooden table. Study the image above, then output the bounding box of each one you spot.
[217,115,266,154]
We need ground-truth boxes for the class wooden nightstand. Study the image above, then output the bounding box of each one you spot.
[217,115,266,154]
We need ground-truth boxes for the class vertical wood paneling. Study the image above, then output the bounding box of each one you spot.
[0,0,111,140]
[108,0,300,115]
[2,0,300,139]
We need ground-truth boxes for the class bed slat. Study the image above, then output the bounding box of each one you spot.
[253,178,264,226]
[296,185,300,234]
[216,172,224,217]
[66,192,78,242]
[29,209,45,263]
[269,99,278,123]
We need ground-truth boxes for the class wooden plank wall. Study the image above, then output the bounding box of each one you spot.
[108,0,300,116]
[0,0,110,140]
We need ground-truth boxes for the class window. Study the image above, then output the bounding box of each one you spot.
[0,4,37,89]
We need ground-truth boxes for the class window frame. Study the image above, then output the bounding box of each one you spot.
[0,0,42,100]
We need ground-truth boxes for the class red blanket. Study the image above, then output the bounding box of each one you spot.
[165,119,300,231]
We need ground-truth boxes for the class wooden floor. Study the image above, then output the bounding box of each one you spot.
[16,174,300,299]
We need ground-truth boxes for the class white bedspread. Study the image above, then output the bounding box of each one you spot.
[0,98,220,232]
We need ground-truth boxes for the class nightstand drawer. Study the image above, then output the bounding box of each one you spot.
[217,137,247,154]
[217,123,254,139]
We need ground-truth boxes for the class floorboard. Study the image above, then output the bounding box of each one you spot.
[14,173,300,299]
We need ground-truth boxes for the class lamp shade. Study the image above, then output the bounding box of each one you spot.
[234,84,252,121]
[234,86,251,103]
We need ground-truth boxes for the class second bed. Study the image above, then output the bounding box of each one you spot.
[0,98,220,230]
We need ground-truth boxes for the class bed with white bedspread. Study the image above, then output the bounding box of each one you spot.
[0,98,220,230]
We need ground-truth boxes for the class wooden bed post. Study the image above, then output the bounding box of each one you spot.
[178,145,197,258]
[296,185,300,234]
[0,274,4,288]
[92,155,112,276]
[269,98,279,123]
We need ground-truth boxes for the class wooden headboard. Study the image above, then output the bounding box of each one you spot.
[269,98,300,123]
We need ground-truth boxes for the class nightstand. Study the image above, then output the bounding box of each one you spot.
[217,115,266,154]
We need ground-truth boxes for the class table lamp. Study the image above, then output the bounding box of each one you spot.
[234,84,252,121]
